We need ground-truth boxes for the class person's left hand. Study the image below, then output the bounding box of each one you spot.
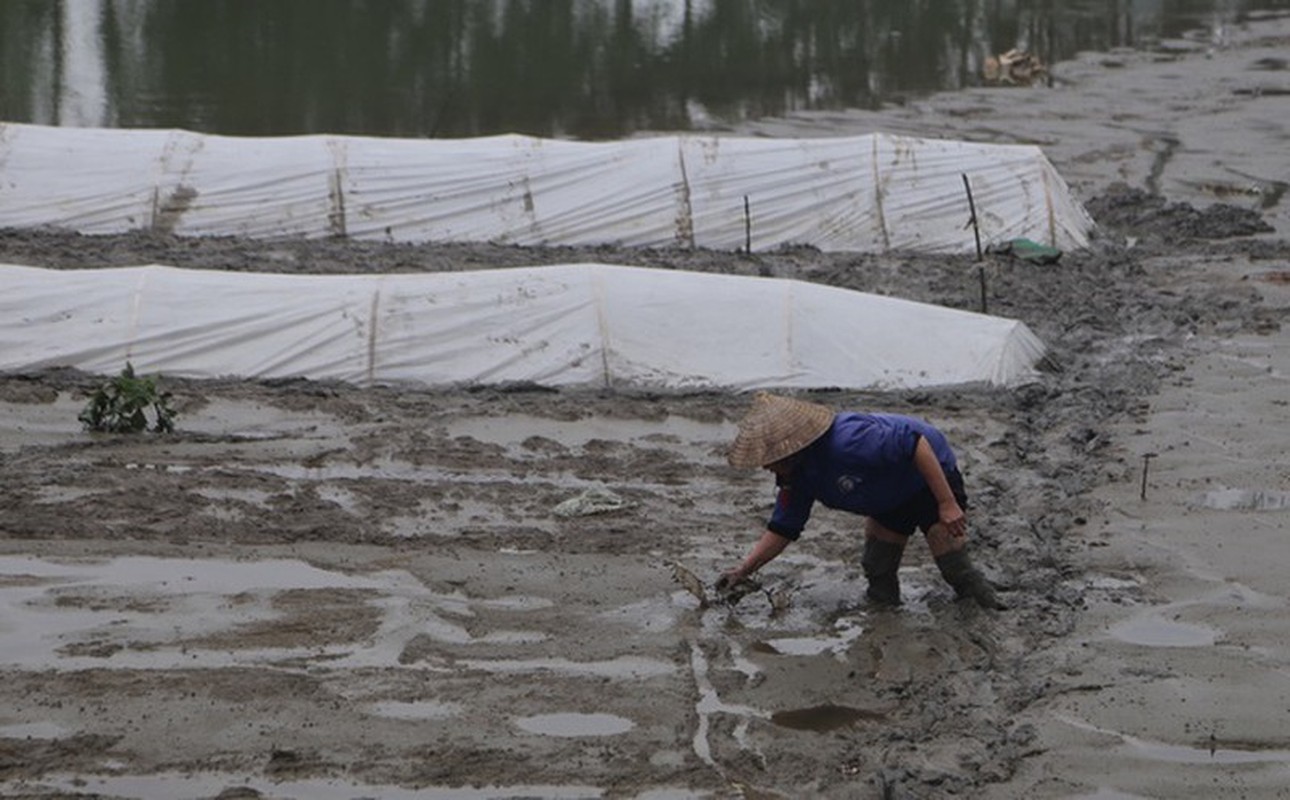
[939,500,967,538]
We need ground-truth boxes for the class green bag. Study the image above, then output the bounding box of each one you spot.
[995,238,1062,264]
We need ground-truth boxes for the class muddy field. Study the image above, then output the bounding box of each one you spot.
[2,199,1285,799]
[3,15,1290,800]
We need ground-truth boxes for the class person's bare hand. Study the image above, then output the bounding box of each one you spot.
[939,501,967,538]
[714,569,743,593]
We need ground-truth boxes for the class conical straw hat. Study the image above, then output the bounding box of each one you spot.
[727,392,834,468]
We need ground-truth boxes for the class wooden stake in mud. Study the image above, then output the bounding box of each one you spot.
[962,173,983,261]
[1140,452,1158,500]
[963,174,988,313]
[744,195,752,254]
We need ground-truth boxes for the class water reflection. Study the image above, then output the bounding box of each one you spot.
[0,0,1282,139]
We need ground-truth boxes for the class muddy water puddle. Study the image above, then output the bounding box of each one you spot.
[753,618,865,659]
[515,712,636,737]
[0,395,90,452]
[31,485,112,504]
[0,555,586,673]
[177,397,344,439]
[192,486,276,507]
[1106,578,1290,648]
[7,774,611,800]
[0,394,345,452]
[1109,615,1219,647]
[0,721,67,739]
[201,405,723,472]
[1194,487,1290,511]
[599,596,685,632]
[0,554,394,669]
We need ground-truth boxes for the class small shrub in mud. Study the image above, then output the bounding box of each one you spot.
[78,362,177,433]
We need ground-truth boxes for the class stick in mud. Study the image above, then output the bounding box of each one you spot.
[978,265,988,315]
[744,195,752,253]
[962,173,983,261]
[1140,452,1158,500]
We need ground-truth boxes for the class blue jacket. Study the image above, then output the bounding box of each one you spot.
[767,412,957,540]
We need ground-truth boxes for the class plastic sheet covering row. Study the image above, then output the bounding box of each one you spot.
[0,263,1047,392]
[0,123,1094,254]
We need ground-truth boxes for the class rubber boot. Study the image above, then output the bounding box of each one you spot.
[934,549,1006,610]
[861,538,905,606]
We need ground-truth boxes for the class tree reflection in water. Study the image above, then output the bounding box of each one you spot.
[0,0,1272,138]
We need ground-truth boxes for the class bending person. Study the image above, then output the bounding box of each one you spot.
[719,392,1005,610]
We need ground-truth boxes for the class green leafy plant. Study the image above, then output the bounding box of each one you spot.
[78,362,177,434]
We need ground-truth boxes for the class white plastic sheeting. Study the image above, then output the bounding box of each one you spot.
[0,263,1046,391]
[0,123,1094,254]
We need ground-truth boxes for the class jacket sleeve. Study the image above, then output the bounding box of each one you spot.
[767,485,813,540]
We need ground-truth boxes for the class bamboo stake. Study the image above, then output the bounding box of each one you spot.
[744,195,752,254]
[962,173,983,261]
[1140,453,1158,500]
[963,174,987,313]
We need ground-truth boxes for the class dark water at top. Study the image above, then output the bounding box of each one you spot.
[1,0,1287,140]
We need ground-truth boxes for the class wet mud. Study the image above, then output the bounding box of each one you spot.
[3,16,1290,799]
[2,204,1285,798]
